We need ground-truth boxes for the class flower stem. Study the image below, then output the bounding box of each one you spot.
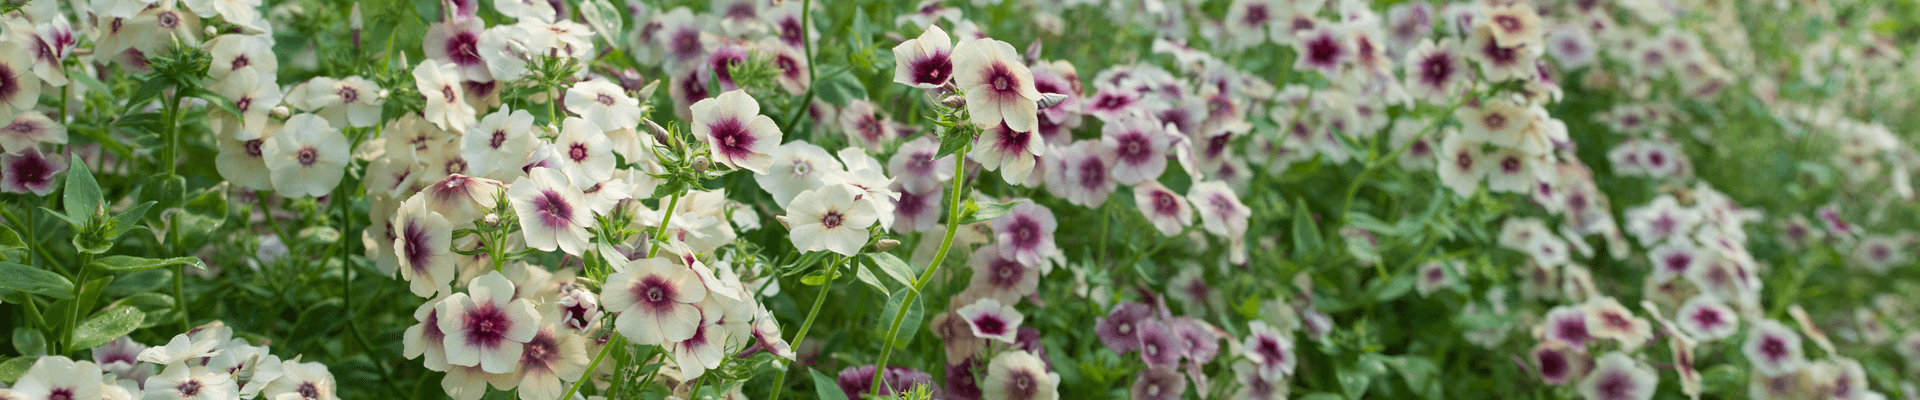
[768,254,848,400]
[867,141,971,398]
[781,0,818,132]
[648,192,683,259]
[561,333,624,400]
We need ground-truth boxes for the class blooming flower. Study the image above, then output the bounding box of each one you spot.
[12,356,104,400]
[1292,26,1351,75]
[210,67,281,141]
[290,76,384,128]
[1743,319,1806,376]
[1436,132,1488,197]
[956,298,1025,344]
[691,89,783,174]
[1578,352,1656,400]
[1530,340,1583,385]
[0,41,44,120]
[143,363,238,400]
[981,350,1059,400]
[461,107,537,181]
[1188,181,1250,239]
[893,24,955,89]
[1132,181,1192,237]
[263,114,350,197]
[1095,302,1153,354]
[785,184,881,256]
[510,321,587,400]
[437,271,542,374]
[603,257,708,346]
[993,202,1058,267]
[260,361,336,400]
[0,148,63,195]
[1674,295,1738,341]
[549,117,616,185]
[1584,297,1652,351]
[967,244,1039,305]
[953,38,1042,132]
[404,295,452,371]
[970,122,1045,184]
[423,17,489,82]
[1131,365,1186,400]
[838,365,939,399]
[1136,319,1189,366]
[415,59,477,132]
[755,141,843,208]
[1243,321,1296,379]
[1101,113,1169,185]
[508,167,595,255]
[887,137,956,194]
[671,300,733,380]
[566,79,642,132]
[1,111,65,154]
[393,194,458,298]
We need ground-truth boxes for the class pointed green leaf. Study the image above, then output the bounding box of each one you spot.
[69,306,144,351]
[0,262,74,299]
[853,262,888,295]
[0,356,36,382]
[957,200,1025,225]
[1291,199,1323,257]
[867,253,915,288]
[63,153,103,225]
[90,256,204,272]
[0,225,23,252]
[809,368,851,400]
[12,327,46,356]
[879,289,924,349]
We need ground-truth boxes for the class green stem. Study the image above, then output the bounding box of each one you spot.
[781,0,818,132]
[1337,98,1467,225]
[1117,223,1203,270]
[768,254,848,400]
[867,141,971,398]
[648,192,683,259]
[1096,201,1111,267]
[163,91,183,176]
[63,253,93,354]
[560,334,624,400]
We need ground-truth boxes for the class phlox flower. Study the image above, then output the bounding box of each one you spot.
[0,148,63,195]
[1584,297,1652,351]
[755,140,843,208]
[566,79,642,132]
[1136,319,1189,366]
[956,298,1024,344]
[1292,26,1351,75]
[1131,365,1185,400]
[290,76,384,128]
[967,244,1039,306]
[969,122,1044,184]
[262,114,349,197]
[510,318,588,400]
[953,38,1042,132]
[206,34,275,82]
[993,202,1058,267]
[94,336,154,382]
[1744,320,1806,376]
[477,25,532,82]
[415,59,477,133]
[893,24,955,89]
[438,271,542,374]
[1095,302,1152,353]
[1436,132,1488,197]
[509,168,596,255]
[1101,114,1169,185]
[260,361,335,400]
[461,107,537,181]
[1465,23,1537,81]
[1530,340,1583,385]
[1483,2,1543,48]
[891,183,943,233]
[138,333,220,366]
[1232,360,1287,400]
[671,301,735,380]
[1578,352,1656,400]
[12,356,104,400]
[762,39,811,96]
[0,111,65,154]
[982,350,1059,400]
[1188,181,1250,239]
[1243,321,1296,379]
[210,67,281,141]
[837,365,939,399]
[1049,141,1118,208]
[839,100,894,149]
[1675,295,1739,341]
[142,363,237,400]
[691,90,783,174]
[424,17,490,81]
[1542,305,1592,347]
[0,42,43,120]
[549,117,616,185]
[785,184,881,256]
[887,137,956,194]
[393,195,458,298]
[823,148,901,230]
[405,294,453,371]
[1224,0,1284,50]
[603,257,708,346]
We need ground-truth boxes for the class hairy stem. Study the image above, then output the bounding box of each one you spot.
[868,141,971,398]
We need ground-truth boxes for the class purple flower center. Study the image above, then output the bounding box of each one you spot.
[821,211,844,229]
[1593,371,1634,400]
[489,130,508,149]
[708,118,756,160]
[462,302,510,348]
[177,380,202,397]
[297,147,319,166]
[910,52,953,85]
[972,314,1007,336]
[1152,191,1180,215]
[534,190,574,228]
[569,143,589,162]
[1245,5,1270,25]
[446,31,482,67]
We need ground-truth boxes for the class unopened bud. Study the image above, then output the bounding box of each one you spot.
[204,26,218,36]
[377,89,390,100]
[939,95,965,108]
[269,106,290,118]
[1036,92,1069,109]
[484,213,500,226]
[774,215,791,230]
[349,3,364,30]
[873,239,900,252]
[690,156,710,174]
[644,119,671,146]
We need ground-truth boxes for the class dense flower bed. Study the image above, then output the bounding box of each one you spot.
[1,0,1917,399]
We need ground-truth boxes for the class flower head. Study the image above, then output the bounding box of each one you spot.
[263,114,350,197]
[957,298,1025,344]
[1743,320,1806,376]
[508,167,595,255]
[143,363,238,400]
[566,79,642,132]
[786,183,881,256]
[1133,181,1193,237]
[394,195,458,298]
[1531,340,1584,385]
[415,59,477,132]
[1136,319,1189,366]
[1577,352,1656,400]
[1095,302,1153,354]
[550,117,616,185]
[603,257,708,346]
[0,148,63,195]
[437,271,542,374]
[1188,181,1250,238]
[970,122,1045,184]
[993,202,1059,267]
[261,361,336,400]
[756,141,843,208]
[12,356,104,400]
[691,90,783,174]
[1243,321,1296,379]
[982,350,1059,400]
[967,244,1040,305]
[893,24,956,89]
[1130,366,1186,400]
[953,38,1042,132]
[1,111,66,154]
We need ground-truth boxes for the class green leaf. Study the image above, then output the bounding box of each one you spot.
[194,90,243,118]
[957,200,1025,225]
[1368,274,1414,303]
[809,368,852,400]
[813,70,866,106]
[853,262,888,295]
[1297,393,1345,400]
[1391,356,1443,400]
[1290,199,1323,257]
[12,327,46,356]
[124,77,172,113]
[69,306,143,351]
[67,124,133,161]
[0,262,74,299]
[63,153,103,225]
[867,253,915,288]
[0,224,23,252]
[578,0,624,47]
[1336,364,1371,400]
[89,256,204,272]
[0,356,36,382]
[107,292,176,328]
[880,289,925,349]
[935,124,974,158]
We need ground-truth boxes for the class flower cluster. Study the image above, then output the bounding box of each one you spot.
[5,322,333,400]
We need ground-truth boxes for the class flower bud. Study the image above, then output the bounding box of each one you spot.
[644,119,671,146]
[939,95,966,108]
[1036,92,1069,109]
[269,106,290,118]
[350,3,364,30]
[691,156,710,174]
[484,213,501,226]
[204,26,218,36]
[873,239,900,252]
[774,215,792,230]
